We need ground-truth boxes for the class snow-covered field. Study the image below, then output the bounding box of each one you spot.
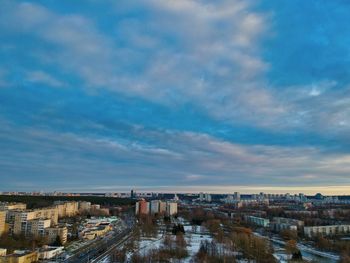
[98,221,213,262]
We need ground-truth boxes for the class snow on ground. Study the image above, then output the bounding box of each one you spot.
[184,224,212,258]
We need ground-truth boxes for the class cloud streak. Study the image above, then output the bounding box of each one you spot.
[1,121,350,191]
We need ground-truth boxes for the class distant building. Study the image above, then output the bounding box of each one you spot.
[173,194,179,202]
[205,193,212,202]
[159,201,167,214]
[54,201,79,218]
[245,216,269,227]
[150,200,160,214]
[234,192,240,201]
[270,217,304,232]
[131,189,135,199]
[78,201,91,212]
[304,225,350,237]
[91,204,101,210]
[166,202,178,216]
[314,193,324,200]
[135,199,149,215]
[135,200,177,216]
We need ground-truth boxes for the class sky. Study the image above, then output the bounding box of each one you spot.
[1,0,350,194]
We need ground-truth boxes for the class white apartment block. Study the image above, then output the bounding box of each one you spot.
[150,200,160,214]
[245,215,270,227]
[304,225,350,237]
[166,202,178,216]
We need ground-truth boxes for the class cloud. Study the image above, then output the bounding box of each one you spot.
[0,0,286,129]
[26,70,64,87]
[1,121,350,191]
[0,0,349,138]
[1,0,350,192]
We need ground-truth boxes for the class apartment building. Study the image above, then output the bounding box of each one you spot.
[0,202,26,211]
[0,211,5,236]
[150,200,160,214]
[245,215,270,227]
[166,202,178,216]
[304,225,350,237]
[6,207,58,236]
[159,201,167,214]
[45,226,68,244]
[135,200,178,216]
[54,201,79,218]
[26,219,51,237]
[270,217,304,232]
[135,199,149,215]
[78,201,91,212]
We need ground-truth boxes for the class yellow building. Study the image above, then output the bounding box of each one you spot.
[0,203,26,211]
[0,211,5,236]
[82,224,112,240]
[0,251,38,263]
[10,207,58,235]
[54,201,79,218]
[26,219,51,237]
[45,226,68,244]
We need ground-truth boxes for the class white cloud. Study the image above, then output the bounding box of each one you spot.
[0,1,286,128]
[26,70,64,87]
[1,1,349,138]
[1,122,350,190]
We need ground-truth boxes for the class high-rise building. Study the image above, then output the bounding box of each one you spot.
[135,199,149,215]
[199,192,204,202]
[159,201,167,214]
[234,192,240,201]
[205,193,212,202]
[166,202,178,216]
[0,211,5,236]
[131,189,135,198]
[27,219,51,237]
[79,201,91,212]
[54,201,79,218]
[150,200,160,214]
[135,202,139,215]
[7,207,58,235]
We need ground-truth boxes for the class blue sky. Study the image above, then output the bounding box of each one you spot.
[1,0,350,194]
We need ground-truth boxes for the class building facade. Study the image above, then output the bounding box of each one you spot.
[0,211,5,236]
[166,202,178,216]
[245,216,270,227]
[304,225,350,237]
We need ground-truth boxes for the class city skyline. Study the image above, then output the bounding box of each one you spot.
[1,0,350,194]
